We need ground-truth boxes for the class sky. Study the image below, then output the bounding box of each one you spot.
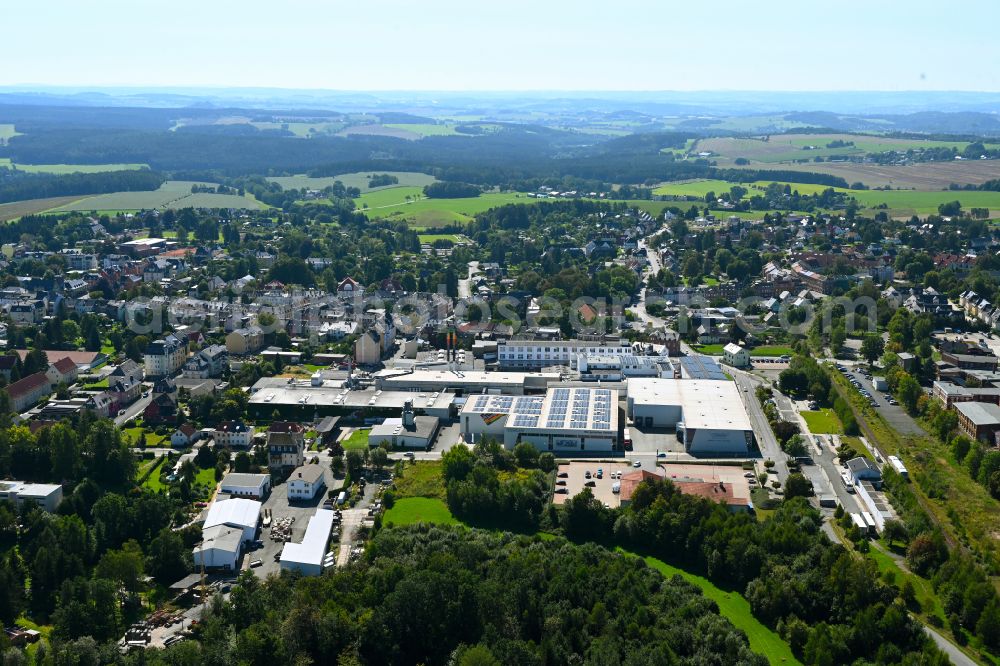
[5,0,1000,91]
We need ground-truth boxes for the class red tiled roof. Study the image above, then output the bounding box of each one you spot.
[268,421,304,433]
[619,469,664,501]
[51,357,77,375]
[6,372,49,398]
[674,481,747,507]
[15,350,100,366]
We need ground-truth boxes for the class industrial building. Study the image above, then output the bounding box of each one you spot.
[192,525,244,570]
[461,386,619,453]
[220,473,271,500]
[248,376,456,419]
[497,338,637,370]
[367,401,440,449]
[279,509,336,576]
[373,368,558,396]
[626,378,754,455]
[201,498,261,543]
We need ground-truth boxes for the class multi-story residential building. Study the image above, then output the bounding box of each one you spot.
[61,249,98,271]
[182,344,228,378]
[267,421,306,470]
[143,334,187,377]
[225,326,264,355]
[287,465,326,501]
[6,372,51,412]
[212,421,253,448]
[45,357,79,387]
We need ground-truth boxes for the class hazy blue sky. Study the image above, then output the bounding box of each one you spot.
[6,0,999,91]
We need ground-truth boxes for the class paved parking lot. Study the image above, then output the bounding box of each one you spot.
[553,461,635,507]
[838,366,925,435]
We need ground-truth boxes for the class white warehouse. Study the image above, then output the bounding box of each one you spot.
[626,378,754,455]
[461,386,619,453]
[280,508,336,576]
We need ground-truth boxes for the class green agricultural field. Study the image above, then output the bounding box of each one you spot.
[800,408,844,434]
[51,180,265,212]
[384,123,460,137]
[361,191,532,226]
[2,161,148,174]
[382,497,459,526]
[273,171,436,193]
[634,552,801,665]
[654,177,1000,216]
[697,133,993,166]
[251,121,346,137]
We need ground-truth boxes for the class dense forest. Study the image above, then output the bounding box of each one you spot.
[0,169,165,204]
[113,526,767,666]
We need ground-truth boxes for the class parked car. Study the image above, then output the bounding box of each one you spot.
[249,559,263,568]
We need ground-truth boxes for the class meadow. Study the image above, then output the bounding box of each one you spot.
[270,171,436,193]
[696,133,995,166]
[800,408,844,434]
[384,123,461,137]
[0,124,20,141]
[653,177,1000,216]
[50,180,265,212]
[382,496,459,526]
[0,158,149,174]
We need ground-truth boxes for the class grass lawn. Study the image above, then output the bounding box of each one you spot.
[84,377,109,389]
[382,497,459,527]
[341,428,370,450]
[193,466,216,488]
[143,466,169,493]
[750,487,776,520]
[393,460,446,499]
[750,345,795,357]
[630,552,801,665]
[692,344,725,355]
[124,427,167,448]
[866,543,945,622]
[418,233,464,244]
[800,408,844,434]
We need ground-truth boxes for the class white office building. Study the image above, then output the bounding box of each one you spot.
[626,378,754,455]
[498,338,638,370]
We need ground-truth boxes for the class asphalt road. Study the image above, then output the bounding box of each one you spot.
[731,369,790,484]
[839,364,926,436]
[115,392,153,426]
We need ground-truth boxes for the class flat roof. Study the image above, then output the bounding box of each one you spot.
[370,416,439,440]
[375,368,559,388]
[462,386,618,433]
[250,378,455,411]
[0,480,61,496]
[627,378,752,432]
[280,509,335,567]
[956,401,1000,426]
[679,355,727,381]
